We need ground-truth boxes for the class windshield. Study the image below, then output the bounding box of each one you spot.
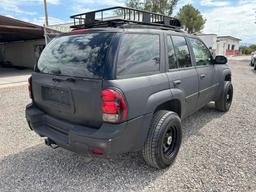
[37,32,115,78]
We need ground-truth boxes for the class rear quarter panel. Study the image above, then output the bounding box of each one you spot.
[103,73,171,119]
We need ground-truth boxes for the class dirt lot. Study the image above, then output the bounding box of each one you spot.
[0,58,255,192]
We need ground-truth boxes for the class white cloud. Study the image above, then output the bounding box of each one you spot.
[29,16,66,25]
[72,0,124,13]
[77,0,124,6]
[199,0,230,7]
[72,6,94,14]
[203,1,256,43]
[44,0,60,5]
[23,0,61,5]
[238,0,256,5]
[0,0,60,16]
[12,16,66,26]
[4,15,15,19]
[1,0,36,15]
[171,0,193,15]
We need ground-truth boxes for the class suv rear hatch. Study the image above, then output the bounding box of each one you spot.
[32,31,115,128]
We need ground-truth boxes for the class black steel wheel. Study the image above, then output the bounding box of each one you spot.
[216,81,233,112]
[142,110,182,169]
[162,124,177,159]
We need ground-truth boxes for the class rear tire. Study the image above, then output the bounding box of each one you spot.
[250,61,254,66]
[215,81,233,112]
[142,110,182,169]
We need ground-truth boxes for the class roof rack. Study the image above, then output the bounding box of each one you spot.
[70,6,182,30]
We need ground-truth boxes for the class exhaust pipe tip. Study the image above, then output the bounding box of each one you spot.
[45,138,59,149]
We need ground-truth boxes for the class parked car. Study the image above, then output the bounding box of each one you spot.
[25,7,233,169]
[250,51,256,70]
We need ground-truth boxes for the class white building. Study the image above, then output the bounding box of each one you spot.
[49,22,73,33]
[197,34,217,50]
[216,36,241,56]
[197,33,218,56]
[196,34,241,56]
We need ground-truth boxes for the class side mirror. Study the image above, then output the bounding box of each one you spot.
[214,55,228,65]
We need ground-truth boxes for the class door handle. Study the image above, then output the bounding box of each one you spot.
[52,78,62,82]
[66,77,76,83]
[200,74,206,79]
[173,80,182,86]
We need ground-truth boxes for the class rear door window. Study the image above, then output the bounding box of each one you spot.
[172,36,192,68]
[37,32,115,78]
[117,33,160,77]
[167,36,178,69]
[189,38,212,66]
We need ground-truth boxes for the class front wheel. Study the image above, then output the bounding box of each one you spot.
[215,81,233,112]
[142,110,182,169]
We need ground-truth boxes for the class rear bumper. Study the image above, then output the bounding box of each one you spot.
[25,103,152,156]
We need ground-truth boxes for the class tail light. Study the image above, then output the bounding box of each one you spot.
[91,149,103,155]
[69,29,88,34]
[101,88,127,123]
[28,76,32,99]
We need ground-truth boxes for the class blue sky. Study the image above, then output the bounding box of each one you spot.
[1,0,256,44]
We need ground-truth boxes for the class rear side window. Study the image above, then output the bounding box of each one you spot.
[117,34,160,77]
[172,36,192,68]
[37,32,114,78]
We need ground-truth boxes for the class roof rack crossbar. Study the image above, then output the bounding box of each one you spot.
[70,6,181,30]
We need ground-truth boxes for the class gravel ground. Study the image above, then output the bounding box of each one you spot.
[0,59,256,192]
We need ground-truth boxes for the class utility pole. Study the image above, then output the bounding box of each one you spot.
[43,0,49,26]
[43,0,49,44]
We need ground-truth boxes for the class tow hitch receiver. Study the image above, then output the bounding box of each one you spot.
[45,138,59,149]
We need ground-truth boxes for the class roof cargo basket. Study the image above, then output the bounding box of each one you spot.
[70,6,181,30]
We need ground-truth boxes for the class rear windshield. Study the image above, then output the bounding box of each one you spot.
[37,32,114,78]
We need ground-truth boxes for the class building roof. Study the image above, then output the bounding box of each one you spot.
[217,36,241,41]
[0,16,59,43]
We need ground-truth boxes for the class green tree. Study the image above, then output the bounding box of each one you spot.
[177,4,205,33]
[240,45,256,55]
[126,0,179,16]
[249,44,256,51]
[126,0,143,10]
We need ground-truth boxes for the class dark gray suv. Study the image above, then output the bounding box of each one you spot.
[25,7,233,169]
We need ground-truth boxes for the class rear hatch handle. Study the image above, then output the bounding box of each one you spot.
[52,77,76,83]
[52,78,62,82]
